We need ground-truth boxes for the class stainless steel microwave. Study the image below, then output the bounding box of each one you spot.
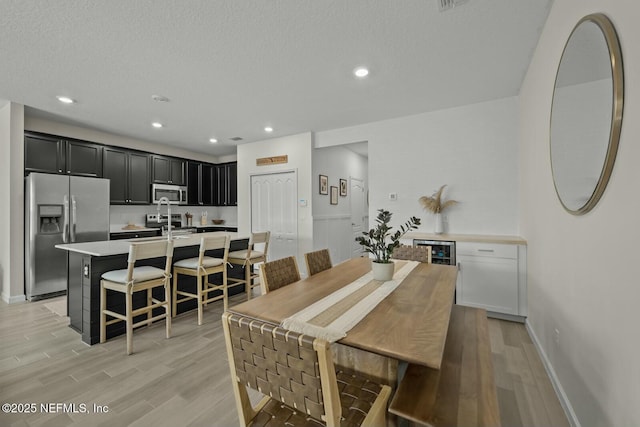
[151,184,187,205]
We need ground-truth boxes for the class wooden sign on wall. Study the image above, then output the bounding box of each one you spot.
[256,155,288,166]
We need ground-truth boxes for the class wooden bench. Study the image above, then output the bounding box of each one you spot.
[389,305,500,426]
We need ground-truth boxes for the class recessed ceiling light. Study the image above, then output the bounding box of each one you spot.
[264,127,273,133]
[56,96,75,104]
[152,122,163,128]
[209,138,218,143]
[151,94,170,102]
[354,67,369,78]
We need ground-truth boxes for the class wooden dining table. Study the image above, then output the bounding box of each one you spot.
[228,257,458,375]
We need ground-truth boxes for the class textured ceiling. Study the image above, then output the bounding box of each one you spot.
[0,0,552,157]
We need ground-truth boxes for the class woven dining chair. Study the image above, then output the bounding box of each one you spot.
[258,256,300,294]
[392,244,433,264]
[222,312,391,427]
[304,248,333,276]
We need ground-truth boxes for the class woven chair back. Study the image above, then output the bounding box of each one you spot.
[260,256,300,293]
[391,244,432,263]
[305,249,332,276]
[224,313,328,422]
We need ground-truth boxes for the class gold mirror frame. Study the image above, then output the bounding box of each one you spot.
[550,13,624,215]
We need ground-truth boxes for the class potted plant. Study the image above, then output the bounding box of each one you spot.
[355,209,421,281]
[419,185,458,234]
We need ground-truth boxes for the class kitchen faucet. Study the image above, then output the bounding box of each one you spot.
[156,196,172,240]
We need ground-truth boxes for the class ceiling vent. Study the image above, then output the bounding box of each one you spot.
[438,0,469,12]
[229,137,243,142]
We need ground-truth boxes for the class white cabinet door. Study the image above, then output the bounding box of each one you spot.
[456,243,519,315]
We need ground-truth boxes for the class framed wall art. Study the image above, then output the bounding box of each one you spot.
[319,175,328,195]
[339,179,347,197]
[330,186,338,205]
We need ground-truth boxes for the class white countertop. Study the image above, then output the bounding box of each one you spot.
[404,232,527,245]
[193,224,238,228]
[56,231,249,257]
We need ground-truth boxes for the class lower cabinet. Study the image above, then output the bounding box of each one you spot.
[456,241,527,317]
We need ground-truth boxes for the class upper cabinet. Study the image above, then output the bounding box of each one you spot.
[214,162,237,206]
[103,147,150,205]
[151,155,186,186]
[24,131,235,207]
[24,132,103,177]
[187,161,214,206]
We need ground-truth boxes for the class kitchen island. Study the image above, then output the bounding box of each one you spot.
[56,232,250,345]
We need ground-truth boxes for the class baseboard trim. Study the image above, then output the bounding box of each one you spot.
[1,293,26,304]
[525,320,581,427]
[486,311,526,323]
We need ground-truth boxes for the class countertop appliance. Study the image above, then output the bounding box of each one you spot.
[413,239,456,265]
[25,173,110,300]
[145,213,196,236]
[151,183,187,205]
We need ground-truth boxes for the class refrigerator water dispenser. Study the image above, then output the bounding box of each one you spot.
[38,205,62,234]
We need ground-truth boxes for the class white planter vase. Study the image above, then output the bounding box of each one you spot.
[371,261,395,282]
[434,213,444,234]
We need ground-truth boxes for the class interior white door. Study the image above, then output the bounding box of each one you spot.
[251,171,298,261]
[350,177,367,258]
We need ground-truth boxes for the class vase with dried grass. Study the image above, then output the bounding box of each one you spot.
[419,185,458,234]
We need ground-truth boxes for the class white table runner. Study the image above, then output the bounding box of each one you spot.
[281,260,419,342]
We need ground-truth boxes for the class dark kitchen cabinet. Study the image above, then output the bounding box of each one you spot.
[151,155,186,186]
[103,148,150,205]
[214,162,237,206]
[24,132,103,177]
[187,161,214,206]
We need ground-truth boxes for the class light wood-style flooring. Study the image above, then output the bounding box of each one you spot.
[0,295,569,427]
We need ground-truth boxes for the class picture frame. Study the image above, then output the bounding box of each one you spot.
[330,186,338,205]
[319,175,328,195]
[339,179,347,197]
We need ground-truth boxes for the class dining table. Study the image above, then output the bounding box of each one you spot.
[227,256,458,389]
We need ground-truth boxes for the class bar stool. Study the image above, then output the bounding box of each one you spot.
[100,240,174,355]
[227,231,270,300]
[172,234,230,325]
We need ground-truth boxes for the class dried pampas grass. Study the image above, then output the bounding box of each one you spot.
[419,185,458,214]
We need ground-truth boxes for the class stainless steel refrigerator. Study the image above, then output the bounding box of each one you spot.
[25,173,110,300]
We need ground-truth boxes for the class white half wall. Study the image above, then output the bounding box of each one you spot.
[315,97,519,235]
[237,133,313,270]
[519,0,640,425]
[0,102,25,303]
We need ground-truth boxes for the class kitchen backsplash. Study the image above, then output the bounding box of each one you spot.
[110,205,238,228]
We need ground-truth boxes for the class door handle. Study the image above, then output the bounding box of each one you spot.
[71,195,77,242]
[62,195,69,244]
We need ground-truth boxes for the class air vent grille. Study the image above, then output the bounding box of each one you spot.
[438,0,468,12]
[230,137,243,141]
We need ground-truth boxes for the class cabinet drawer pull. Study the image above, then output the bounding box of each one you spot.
[477,249,495,252]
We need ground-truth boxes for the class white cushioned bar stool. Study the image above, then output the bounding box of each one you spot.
[172,234,230,325]
[100,240,174,355]
[227,231,270,300]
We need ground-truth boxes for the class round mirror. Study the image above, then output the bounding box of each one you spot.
[550,13,623,215]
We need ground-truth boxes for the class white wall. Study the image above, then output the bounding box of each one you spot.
[520,1,640,425]
[312,145,368,263]
[237,133,313,269]
[316,97,519,235]
[0,102,25,303]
